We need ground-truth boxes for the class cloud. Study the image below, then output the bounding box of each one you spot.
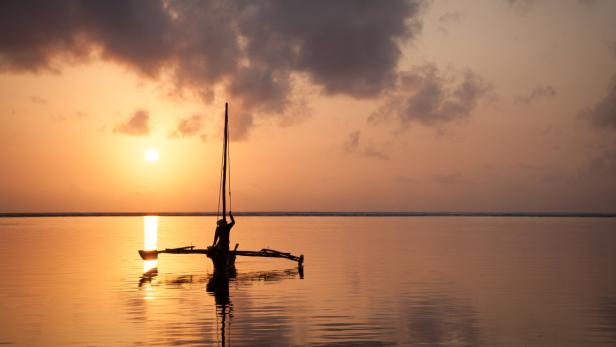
[168,114,205,138]
[343,131,389,160]
[76,110,90,118]
[235,1,424,98]
[514,85,556,105]
[396,175,420,184]
[586,148,616,180]
[581,74,616,129]
[229,110,254,141]
[578,0,598,7]
[505,0,535,14]
[505,0,597,12]
[50,110,91,122]
[610,40,616,59]
[432,173,466,184]
[0,0,427,137]
[30,96,47,105]
[369,64,492,128]
[438,11,462,25]
[518,163,556,171]
[0,1,173,74]
[228,65,292,114]
[435,11,462,35]
[343,131,361,152]
[113,109,150,136]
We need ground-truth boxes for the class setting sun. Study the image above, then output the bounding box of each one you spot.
[144,149,160,163]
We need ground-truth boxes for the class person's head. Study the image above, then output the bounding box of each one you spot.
[217,219,227,226]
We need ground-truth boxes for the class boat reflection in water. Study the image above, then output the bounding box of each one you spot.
[139,262,303,345]
[142,216,158,275]
[207,266,304,346]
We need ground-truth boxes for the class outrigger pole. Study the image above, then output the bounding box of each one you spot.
[139,246,304,264]
[138,102,304,271]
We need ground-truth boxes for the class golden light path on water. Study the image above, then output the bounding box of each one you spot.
[143,216,158,273]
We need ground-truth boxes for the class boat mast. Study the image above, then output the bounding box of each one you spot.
[221,102,229,222]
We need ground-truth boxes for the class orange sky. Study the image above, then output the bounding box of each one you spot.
[1,0,615,212]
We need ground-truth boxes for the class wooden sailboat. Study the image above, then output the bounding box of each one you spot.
[138,103,304,275]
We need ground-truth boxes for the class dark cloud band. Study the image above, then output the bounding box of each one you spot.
[0,0,426,137]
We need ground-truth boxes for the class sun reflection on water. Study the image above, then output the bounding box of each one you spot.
[143,216,158,273]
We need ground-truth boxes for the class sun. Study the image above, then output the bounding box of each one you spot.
[144,149,160,163]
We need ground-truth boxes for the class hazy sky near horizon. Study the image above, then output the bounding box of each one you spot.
[1,0,615,212]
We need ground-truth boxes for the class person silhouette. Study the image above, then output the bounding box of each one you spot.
[212,212,235,251]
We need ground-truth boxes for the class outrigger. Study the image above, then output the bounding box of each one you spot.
[138,103,304,275]
[139,246,303,263]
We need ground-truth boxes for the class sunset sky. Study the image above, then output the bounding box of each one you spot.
[1,0,615,213]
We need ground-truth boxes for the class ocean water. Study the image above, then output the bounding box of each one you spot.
[0,216,614,346]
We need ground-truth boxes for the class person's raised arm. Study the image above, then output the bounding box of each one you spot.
[212,229,219,246]
[229,213,235,227]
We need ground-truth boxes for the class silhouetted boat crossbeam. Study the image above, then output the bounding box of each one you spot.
[138,246,304,265]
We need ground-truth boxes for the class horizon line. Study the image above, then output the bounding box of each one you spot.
[1,211,615,218]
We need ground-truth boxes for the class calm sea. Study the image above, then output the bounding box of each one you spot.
[0,216,614,346]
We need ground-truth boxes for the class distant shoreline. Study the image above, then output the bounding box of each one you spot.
[1,212,615,218]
